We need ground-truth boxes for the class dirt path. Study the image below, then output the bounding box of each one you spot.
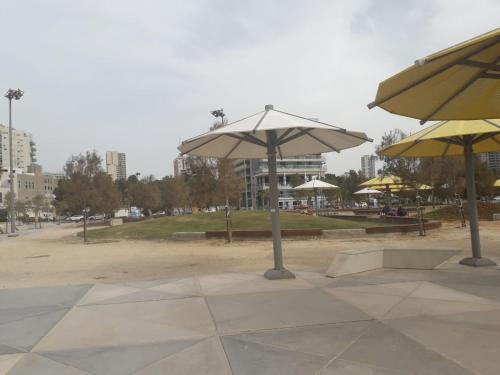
[0,222,499,289]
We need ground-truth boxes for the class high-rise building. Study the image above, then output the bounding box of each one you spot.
[234,154,327,210]
[479,152,500,171]
[106,151,127,181]
[173,154,192,177]
[0,124,36,170]
[361,155,376,178]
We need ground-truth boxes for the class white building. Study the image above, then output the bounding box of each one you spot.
[106,151,127,181]
[234,154,327,210]
[479,152,500,171]
[0,124,36,170]
[173,154,191,177]
[361,155,376,178]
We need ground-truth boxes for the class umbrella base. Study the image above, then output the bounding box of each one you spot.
[264,268,296,280]
[459,257,497,267]
[7,233,19,238]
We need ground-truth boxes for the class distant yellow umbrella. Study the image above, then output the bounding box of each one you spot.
[381,119,500,266]
[368,28,500,124]
[360,175,403,187]
[495,179,500,187]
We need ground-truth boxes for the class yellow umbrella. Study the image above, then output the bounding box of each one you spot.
[494,179,500,187]
[360,175,403,187]
[368,28,500,124]
[381,119,500,266]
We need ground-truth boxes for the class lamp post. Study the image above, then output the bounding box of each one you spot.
[4,89,24,236]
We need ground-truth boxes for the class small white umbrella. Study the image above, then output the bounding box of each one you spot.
[179,105,371,279]
[353,188,383,195]
[294,179,338,215]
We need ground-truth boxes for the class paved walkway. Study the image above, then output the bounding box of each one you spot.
[1,265,500,374]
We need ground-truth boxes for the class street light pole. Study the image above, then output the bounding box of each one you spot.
[4,89,24,236]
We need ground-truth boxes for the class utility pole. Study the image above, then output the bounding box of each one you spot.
[4,89,24,237]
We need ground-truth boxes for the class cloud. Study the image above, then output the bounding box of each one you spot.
[0,0,498,177]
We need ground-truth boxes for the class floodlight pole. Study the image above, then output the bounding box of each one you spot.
[4,89,24,237]
[264,126,295,280]
[459,137,496,266]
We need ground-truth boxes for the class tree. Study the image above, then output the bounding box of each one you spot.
[55,151,120,242]
[187,157,218,210]
[376,129,419,183]
[215,159,243,206]
[129,181,161,216]
[160,176,188,214]
[31,194,46,228]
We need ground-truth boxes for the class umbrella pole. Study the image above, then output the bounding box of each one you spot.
[459,140,496,267]
[315,188,319,216]
[264,131,295,280]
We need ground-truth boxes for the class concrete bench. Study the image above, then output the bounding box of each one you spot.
[326,248,461,277]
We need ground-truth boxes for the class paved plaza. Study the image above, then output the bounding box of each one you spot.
[1,262,500,374]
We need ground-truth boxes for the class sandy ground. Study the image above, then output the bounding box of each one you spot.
[0,221,499,289]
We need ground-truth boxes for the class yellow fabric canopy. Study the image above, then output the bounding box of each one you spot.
[360,175,403,187]
[495,179,500,187]
[368,28,500,124]
[371,183,432,192]
[380,119,500,157]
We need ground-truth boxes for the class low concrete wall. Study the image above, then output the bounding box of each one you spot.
[205,229,323,239]
[493,213,500,221]
[110,218,123,226]
[326,248,461,277]
[365,221,441,234]
[170,232,206,241]
[322,229,365,238]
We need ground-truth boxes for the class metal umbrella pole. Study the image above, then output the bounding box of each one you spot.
[459,137,495,266]
[264,130,295,280]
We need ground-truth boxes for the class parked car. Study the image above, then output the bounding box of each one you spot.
[70,214,84,222]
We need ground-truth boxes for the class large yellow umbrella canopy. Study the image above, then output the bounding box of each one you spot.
[380,119,499,266]
[368,28,500,124]
[495,179,500,187]
[381,119,500,157]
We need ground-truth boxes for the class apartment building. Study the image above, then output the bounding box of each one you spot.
[106,151,127,181]
[361,155,376,178]
[0,124,36,170]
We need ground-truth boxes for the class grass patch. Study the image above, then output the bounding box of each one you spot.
[425,202,500,221]
[85,211,385,241]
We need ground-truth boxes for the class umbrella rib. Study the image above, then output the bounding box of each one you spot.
[277,128,311,145]
[272,109,346,131]
[276,128,295,143]
[252,111,269,133]
[484,119,500,129]
[459,59,500,71]
[223,138,243,159]
[393,140,420,157]
[225,133,267,147]
[441,142,452,157]
[472,131,500,144]
[367,38,499,109]
[419,56,500,124]
[277,145,284,160]
[306,131,340,153]
[181,135,223,155]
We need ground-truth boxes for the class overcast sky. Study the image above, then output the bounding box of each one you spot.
[1,0,499,177]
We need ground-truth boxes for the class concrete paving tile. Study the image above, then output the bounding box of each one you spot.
[90,289,186,305]
[340,322,474,375]
[0,344,22,355]
[325,289,404,319]
[409,282,500,305]
[432,280,500,303]
[120,279,173,288]
[77,284,141,306]
[34,299,215,351]
[41,339,201,375]
[222,336,327,375]
[0,354,23,374]
[7,353,92,375]
[383,297,500,320]
[199,273,313,296]
[292,271,335,287]
[223,321,370,358]
[0,305,64,325]
[320,359,410,374]
[134,337,231,375]
[207,288,371,333]
[0,285,91,310]
[0,308,69,351]
[327,282,421,297]
[325,269,440,288]
[149,277,201,297]
[387,312,500,375]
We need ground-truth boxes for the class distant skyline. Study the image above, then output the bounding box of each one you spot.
[1,0,498,177]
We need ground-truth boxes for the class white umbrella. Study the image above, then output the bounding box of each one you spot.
[353,188,383,195]
[178,105,371,279]
[294,179,339,216]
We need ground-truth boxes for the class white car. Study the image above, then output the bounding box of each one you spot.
[70,214,84,222]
